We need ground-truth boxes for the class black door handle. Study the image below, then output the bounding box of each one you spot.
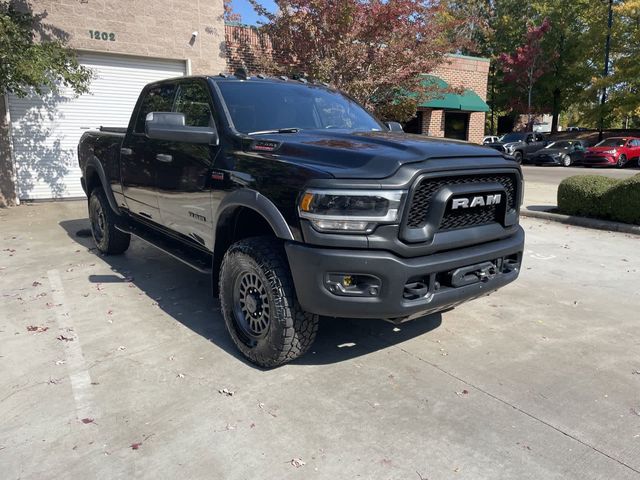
[156,154,173,163]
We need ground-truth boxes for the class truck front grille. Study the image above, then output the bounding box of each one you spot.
[406,173,517,230]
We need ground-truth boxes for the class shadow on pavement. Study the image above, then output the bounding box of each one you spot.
[525,205,556,212]
[59,218,442,369]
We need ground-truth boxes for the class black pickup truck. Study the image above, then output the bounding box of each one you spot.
[78,74,524,367]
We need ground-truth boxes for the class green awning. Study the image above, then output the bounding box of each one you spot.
[417,75,490,113]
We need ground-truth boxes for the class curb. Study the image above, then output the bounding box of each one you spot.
[521,207,640,236]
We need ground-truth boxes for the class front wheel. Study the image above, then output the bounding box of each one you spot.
[616,154,627,168]
[219,237,319,368]
[561,154,571,167]
[88,188,130,254]
[513,151,523,164]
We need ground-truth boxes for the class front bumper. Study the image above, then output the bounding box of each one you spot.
[285,227,524,320]
[528,155,561,165]
[583,154,615,166]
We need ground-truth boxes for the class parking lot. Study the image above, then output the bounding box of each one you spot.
[1,201,639,480]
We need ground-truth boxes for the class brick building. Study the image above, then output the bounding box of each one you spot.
[224,25,490,144]
[1,0,227,205]
[415,55,490,144]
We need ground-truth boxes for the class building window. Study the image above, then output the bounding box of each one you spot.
[444,112,469,141]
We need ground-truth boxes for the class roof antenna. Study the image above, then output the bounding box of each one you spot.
[234,67,248,80]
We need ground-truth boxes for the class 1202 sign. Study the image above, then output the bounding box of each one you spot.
[89,30,116,42]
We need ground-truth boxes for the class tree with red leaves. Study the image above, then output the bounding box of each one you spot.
[224,0,241,23]
[498,19,554,130]
[250,0,468,122]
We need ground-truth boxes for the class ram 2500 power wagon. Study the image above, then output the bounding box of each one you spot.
[78,74,525,367]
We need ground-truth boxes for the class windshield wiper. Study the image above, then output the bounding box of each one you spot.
[247,128,301,135]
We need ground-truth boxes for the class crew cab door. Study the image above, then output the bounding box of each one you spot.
[525,133,545,156]
[120,83,177,222]
[153,79,219,249]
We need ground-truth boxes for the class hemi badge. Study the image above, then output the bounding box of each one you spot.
[253,141,278,152]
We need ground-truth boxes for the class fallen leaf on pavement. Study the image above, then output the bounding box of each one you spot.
[290,458,305,468]
[56,335,74,342]
[130,442,142,450]
[32,281,42,287]
[117,346,126,351]
[456,390,469,396]
[55,360,66,365]
[219,388,234,396]
[81,418,95,424]
[27,325,48,333]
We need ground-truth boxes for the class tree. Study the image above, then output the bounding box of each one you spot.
[0,2,92,97]
[223,0,241,23]
[498,19,553,130]
[249,0,468,122]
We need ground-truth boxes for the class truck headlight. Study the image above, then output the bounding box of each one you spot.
[298,190,405,233]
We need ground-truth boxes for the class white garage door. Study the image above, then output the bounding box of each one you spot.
[8,53,186,200]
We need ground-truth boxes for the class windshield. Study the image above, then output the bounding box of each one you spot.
[499,133,526,143]
[595,138,627,147]
[216,81,383,134]
[546,141,573,149]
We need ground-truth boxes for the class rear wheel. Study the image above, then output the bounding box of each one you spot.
[219,237,319,368]
[513,151,523,164]
[88,188,130,254]
[616,154,627,168]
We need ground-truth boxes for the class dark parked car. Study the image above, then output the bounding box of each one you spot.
[526,140,588,167]
[584,137,640,168]
[485,132,548,163]
[78,74,524,367]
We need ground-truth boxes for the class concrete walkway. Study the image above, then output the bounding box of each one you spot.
[1,202,639,479]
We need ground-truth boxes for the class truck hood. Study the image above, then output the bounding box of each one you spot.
[250,130,505,179]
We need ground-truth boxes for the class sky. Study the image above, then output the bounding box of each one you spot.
[230,0,276,25]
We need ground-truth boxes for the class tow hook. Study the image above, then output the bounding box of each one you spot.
[449,261,498,288]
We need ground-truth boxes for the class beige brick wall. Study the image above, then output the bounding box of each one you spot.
[21,0,227,74]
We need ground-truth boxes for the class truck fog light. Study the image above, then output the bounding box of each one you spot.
[325,274,381,297]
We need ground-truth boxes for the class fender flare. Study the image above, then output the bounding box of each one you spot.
[214,189,294,241]
[85,156,122,216]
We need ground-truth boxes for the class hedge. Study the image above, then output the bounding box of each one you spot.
[557,173,640,225]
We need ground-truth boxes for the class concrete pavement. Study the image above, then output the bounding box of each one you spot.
[1,201,639,480]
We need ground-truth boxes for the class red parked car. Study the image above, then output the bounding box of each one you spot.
[583,137,640,168]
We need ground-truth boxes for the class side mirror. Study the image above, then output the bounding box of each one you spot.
[145,112,218,145]
[385,121,404,132]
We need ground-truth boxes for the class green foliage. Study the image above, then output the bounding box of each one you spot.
[557,174,640,225]
[602,174,640,224]
[0,2,92,97]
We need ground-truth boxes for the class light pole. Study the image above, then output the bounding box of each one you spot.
[598,0,613,142]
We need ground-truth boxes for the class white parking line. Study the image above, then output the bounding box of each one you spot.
[47,269,97,422]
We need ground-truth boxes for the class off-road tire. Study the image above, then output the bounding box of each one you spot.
[88,188,131,254]
[219,236,319,368]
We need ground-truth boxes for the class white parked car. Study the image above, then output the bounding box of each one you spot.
[483,136,500,145]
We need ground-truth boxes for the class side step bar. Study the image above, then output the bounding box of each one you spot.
[116,220,212,274]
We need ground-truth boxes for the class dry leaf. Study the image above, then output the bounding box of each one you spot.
[290,458,305,468]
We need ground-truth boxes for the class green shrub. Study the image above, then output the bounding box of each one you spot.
[602,174,640,224]
[557,175,619,218]
[557,174,640,225]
